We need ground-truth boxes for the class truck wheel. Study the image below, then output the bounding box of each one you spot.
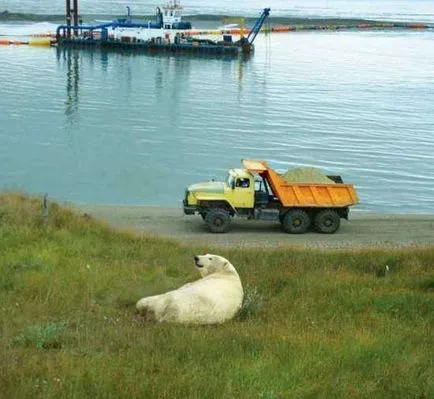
[205,208,231,233]
[282,209,310,234]
[314,209,340,234]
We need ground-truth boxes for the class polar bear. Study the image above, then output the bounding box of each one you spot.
[136,254,243,324]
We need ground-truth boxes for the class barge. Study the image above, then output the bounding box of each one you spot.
[56,1,270,56]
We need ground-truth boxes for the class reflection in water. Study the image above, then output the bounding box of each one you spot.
[100,51,108,72]
[54,47,251,150]
[56,47,80,124]
[50,46,253,202]
[263,29,272,65]
[57,47,251,98]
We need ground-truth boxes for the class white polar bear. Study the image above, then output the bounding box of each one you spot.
[136,254,243,324]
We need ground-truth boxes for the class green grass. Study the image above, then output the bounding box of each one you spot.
[1,193,433,398]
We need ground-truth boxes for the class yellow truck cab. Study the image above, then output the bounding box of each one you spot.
[183,159,359,234]
[184,168,255,211]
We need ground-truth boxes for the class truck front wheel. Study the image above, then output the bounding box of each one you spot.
[282,209,310,234]
[205,208,231,233]
[314,209,340,234]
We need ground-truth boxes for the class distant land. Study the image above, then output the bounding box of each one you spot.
[1,10,431,30]
[0,10,395,27]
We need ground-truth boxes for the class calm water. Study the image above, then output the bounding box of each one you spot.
[1,5,434,213]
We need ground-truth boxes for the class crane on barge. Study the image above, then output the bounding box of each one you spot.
[230,7,270,54]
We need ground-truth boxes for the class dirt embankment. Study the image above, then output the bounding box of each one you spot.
[75,204,434,250]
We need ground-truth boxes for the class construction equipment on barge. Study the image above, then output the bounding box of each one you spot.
[56,1,271,56]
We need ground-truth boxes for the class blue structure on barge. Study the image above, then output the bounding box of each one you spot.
[56,1,270,56]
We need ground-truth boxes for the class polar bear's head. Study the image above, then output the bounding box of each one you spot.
[194,254,238,277]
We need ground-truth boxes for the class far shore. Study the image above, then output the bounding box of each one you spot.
[1,11,432,30]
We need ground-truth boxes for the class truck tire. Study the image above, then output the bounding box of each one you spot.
[205,208,231,233]
[282,209,310,234]
[314,209,340,234]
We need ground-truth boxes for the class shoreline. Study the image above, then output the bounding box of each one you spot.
[74,203,434,250]
[1,12,432,29]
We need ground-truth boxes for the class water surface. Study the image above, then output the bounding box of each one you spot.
[0,29,433,213]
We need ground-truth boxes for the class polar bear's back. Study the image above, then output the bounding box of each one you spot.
[137,273,243,324]
[173,274,243,324]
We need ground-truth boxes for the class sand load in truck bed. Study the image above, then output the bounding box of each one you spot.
[281,167,335,184]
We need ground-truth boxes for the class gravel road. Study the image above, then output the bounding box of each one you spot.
[76,205,434,250]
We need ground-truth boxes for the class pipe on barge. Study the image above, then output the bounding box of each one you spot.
[28,19,433,41]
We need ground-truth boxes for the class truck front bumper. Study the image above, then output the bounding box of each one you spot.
[183,200,197,215]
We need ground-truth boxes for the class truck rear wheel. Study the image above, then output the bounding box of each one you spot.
[314,209,340,234]
[205,208,231,233]
[282,209,310,234]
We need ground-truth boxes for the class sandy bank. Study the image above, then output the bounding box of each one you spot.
[74,204,434,250]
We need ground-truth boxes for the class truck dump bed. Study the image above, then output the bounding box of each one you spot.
[243,159,359,208]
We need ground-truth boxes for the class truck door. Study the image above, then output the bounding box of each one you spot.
[254,177,269,206]
[228,176,254,208]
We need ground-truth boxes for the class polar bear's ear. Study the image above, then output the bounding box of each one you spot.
[223,261,228,267]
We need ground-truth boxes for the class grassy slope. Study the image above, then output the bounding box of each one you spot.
[0,193,433,398]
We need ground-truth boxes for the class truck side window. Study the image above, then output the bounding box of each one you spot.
[236,178,250,188]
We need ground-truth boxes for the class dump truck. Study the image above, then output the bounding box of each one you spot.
[183,159,359,234]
